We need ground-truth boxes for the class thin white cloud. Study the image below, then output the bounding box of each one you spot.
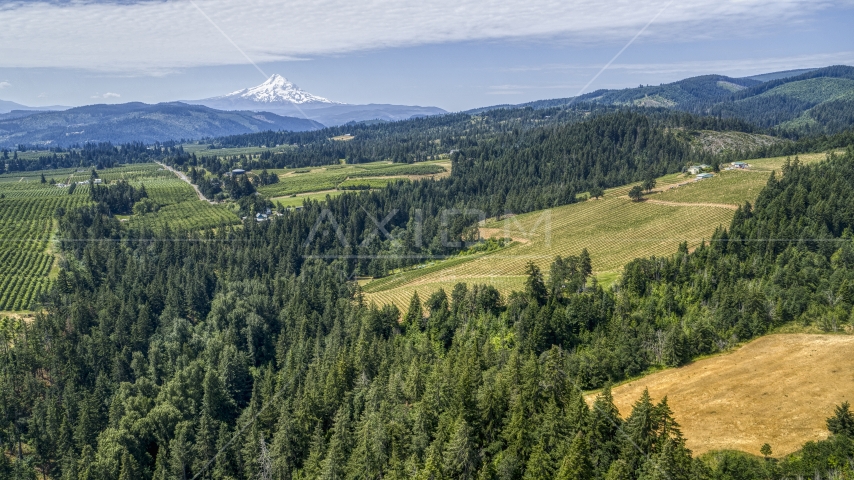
[608,52,854,77]
[0,0,850,73]
[0,81,10,89]
[487,83,580,95]
[500,51,854,77]
[91,92,121,99]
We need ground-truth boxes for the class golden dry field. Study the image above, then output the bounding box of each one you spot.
[593,334,854,457]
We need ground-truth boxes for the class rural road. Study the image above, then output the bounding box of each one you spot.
[157,162,214,204]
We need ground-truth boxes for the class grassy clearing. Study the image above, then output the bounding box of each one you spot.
[258,159,450,198]
[181,144,294,157]
[655,152,828,205]
[362,153,832,310]
[272,191,344,208]
[591,334,854,457]
[757,77,854,104]
[687,130,786,155]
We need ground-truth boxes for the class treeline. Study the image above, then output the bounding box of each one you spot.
[1,142,192,173]
[89,180,149,215]
[188,107,756,170]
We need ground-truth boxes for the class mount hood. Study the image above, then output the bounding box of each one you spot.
[190,75,446,126]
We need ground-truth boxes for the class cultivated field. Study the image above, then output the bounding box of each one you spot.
[592,334,854,457]
[181,143,295,157]
[363,153,830,309]
[272,191,343,208]
[258,159,450,198]
[0,163,240,310]
[0,170,90,310]
[118,164,240,231]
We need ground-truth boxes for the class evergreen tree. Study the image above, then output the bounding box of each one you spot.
[523,441,554,480]
[403,292,424,332]
[827,401,854,436]
[524,262,547,305]
[604,459,632,480]
[321,403,353,480]
[555,433,593,480]
[443,417,477,479]
[588,385,623,476]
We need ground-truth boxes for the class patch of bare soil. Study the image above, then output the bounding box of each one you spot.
[478,227,532,245]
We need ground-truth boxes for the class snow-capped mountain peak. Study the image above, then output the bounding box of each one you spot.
[220,74,338,105]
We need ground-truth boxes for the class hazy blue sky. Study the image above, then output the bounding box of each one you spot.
[0,0,852,111]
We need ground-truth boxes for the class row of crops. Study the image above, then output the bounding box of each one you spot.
[128,201,239,231]
[0,275,52,311]
[363,173,748,310]
[0,162,241,311]
[0,182,92,311]
[258,160,448,198]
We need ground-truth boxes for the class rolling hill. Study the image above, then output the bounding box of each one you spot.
[362,152,830,309]
[0,102,323,148]
[501,65,854,135]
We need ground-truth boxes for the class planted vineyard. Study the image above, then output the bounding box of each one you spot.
[102,164,242,232]
[362,158,802,309]
[0,163,242,311]
[257,160,449,198]
[0,173,91,311]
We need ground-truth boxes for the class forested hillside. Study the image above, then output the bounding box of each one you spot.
[507,65,854,137]
[1,142,191,173]
[170,111,744,279]
[1,118,853,478]
[0,103,323,148]
[201,107,754,167]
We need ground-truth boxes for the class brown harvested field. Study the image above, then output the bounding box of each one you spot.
[589,334,854,457]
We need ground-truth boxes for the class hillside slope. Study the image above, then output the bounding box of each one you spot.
[363,152,829,309]
[0,102,323,147]
[510,65,854,134]
[595,334,854,457]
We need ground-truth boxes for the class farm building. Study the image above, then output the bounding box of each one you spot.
[255,213,269,222]
[232,169,246,175]
[687,165,710,175]
[696,173,714,180]
[731,162,749,169]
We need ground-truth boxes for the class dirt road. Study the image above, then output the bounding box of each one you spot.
[157,162,213,203]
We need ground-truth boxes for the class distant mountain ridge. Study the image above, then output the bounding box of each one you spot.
[190,74,447,126]
[477,65,854,135]
[0,102,322,148]
[0,99,70,114]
